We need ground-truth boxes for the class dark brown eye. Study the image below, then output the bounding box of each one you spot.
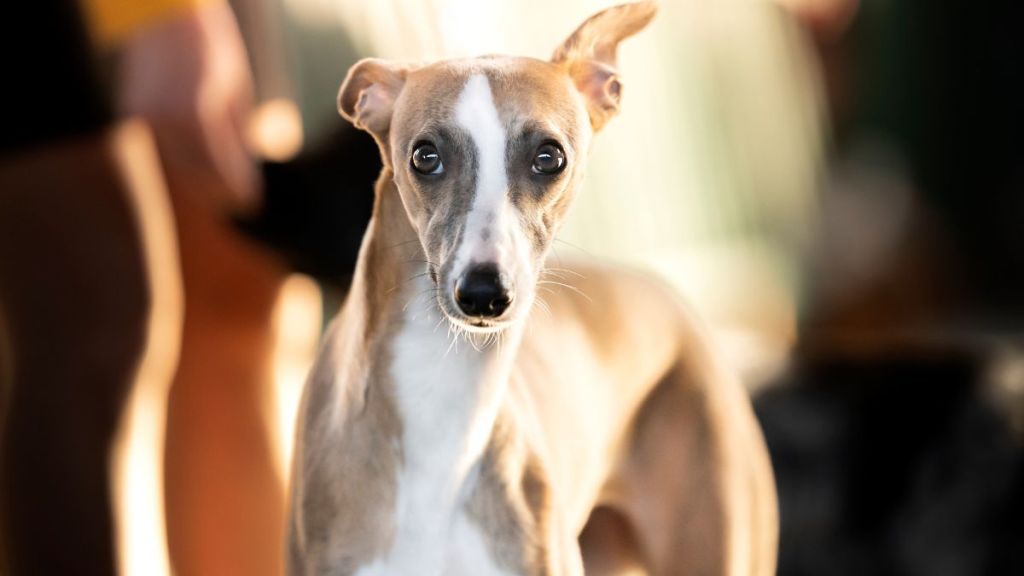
[411,143,443,175]
[532,143,566,175]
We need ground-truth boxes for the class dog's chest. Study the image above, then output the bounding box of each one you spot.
[355,287,517,575]
[352,509,512,576]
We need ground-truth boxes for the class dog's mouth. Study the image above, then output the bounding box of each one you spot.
[436,299,516,335]
[436,288,522,337]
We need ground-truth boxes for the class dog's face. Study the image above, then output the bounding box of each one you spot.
[386,60,591,333]
[339,2,656,333]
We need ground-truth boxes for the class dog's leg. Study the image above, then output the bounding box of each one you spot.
[554,516,586,576]
[619,362,778,576]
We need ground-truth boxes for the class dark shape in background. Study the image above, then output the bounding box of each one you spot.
[237,124,380,290]
[757,0,1024,574]
[758,350,1024,576]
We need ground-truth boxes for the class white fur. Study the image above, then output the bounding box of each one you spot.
[447,512,517,576]
[453,74,512,272]
[355,276,521,575]
[451,73,536,315]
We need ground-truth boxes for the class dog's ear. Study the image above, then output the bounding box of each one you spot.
[552,1,657,131]
[338,58,416,159]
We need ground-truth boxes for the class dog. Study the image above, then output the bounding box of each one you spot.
[287,2,777,574]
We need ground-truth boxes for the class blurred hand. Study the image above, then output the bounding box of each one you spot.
[120,2,259,212]
[771,0,859,37]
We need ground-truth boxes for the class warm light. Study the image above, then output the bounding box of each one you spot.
[248,98,304,162]
[270,274,323,486]
[109,121,182,576]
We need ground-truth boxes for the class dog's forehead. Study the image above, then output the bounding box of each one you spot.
[396,57,585,136]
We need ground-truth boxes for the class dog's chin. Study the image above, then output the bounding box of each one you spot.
[437,300,517,335]
[443,313,514,335]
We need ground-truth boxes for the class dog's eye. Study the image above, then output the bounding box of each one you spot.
[411,143,444,175]
[531,143,566,175]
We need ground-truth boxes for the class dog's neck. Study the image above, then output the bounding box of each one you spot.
[348,170,524,527]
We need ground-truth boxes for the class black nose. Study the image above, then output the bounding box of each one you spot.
[454,265,513,318]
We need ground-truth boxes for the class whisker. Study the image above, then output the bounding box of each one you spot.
[552,245,565,271]
[540,270,569,281]
[537,286,558,299]
[402,287,439,312]
[387,238,421,250]
[538,280,593,303]
[543,266,586,279]
[444,322,459,358]
[533,295,553,320]
[385,270,437,296]
[404,259,441,268]
[554,237,595,257]
[465,331,479,352]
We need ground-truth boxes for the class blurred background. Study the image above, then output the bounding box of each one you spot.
[1,0,1021,574]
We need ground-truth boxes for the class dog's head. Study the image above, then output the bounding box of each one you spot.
[339,2,656,333]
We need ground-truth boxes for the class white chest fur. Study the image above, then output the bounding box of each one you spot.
[354,277,519,576]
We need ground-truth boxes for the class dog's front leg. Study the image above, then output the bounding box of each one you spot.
[550,519,585,576]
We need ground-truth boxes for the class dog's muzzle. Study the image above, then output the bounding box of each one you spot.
[453,264,514,319]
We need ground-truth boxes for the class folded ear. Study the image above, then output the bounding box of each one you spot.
[552,1,657,131]
[338,58,416,159]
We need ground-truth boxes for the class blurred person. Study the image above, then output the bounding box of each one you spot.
[756,1,1024,575]
[1,2,181,574]
[113,3,290,575]
[1,0,290,574]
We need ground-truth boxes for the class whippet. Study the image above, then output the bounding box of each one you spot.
[287,2,778,574]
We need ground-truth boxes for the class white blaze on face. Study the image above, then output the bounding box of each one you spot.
[452,74,524,281]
